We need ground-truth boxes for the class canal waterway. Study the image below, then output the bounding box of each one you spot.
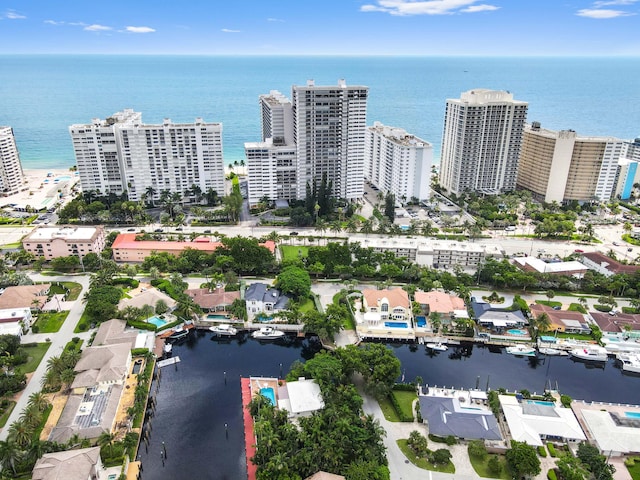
[139,333,640,479]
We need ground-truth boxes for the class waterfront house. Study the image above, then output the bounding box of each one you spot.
[530,304,592,334]
[92,319,140,349]
[418,387,502,441]
[414,290,466,325]
[279,378,325,418]
[580,251,640,277]
[245,283,290,320]
[470,297,527,332]
[32,447,104,480]
[0,283,50,311]
[117,285,176,313]
[361,288,412,328]
[71,343,132,391]
[591,311,640,339]
[186,286,240,313]
[498,395,586,447]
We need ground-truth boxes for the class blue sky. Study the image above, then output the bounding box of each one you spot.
[1,0,639,55]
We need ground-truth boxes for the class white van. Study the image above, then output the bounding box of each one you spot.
[505,226,516,232]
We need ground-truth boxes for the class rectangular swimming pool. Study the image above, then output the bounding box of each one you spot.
[526,400,555,406]
[207,314,229,320]
[384,321,408,328]
[625,411,640,419]
[260,387,276,406]
[416,316,427,328]
[147,316,167,327]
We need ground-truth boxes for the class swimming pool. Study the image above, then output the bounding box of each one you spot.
[625,411,640,419]
[207,314,229,320]
[526,400,555,406]
[507,329,528,336]
[384,322,408,328]
[147,316,167,327]
[416,316,427,328]
[260,387,276,406]
[55,175,72,182]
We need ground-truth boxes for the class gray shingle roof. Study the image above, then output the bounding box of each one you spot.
[419,396,502,441]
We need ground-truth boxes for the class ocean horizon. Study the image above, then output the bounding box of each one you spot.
[1,54,639,170]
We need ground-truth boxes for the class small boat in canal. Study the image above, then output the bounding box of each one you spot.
[168,326,189,341]
[505,345,537,356]
[538,347,566,356]
[209,324,238,337]
[569,345,608,363]
[163,343,173,355]
[251,327,285,340]
[426,342,448,352]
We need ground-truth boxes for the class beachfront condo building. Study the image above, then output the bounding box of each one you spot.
[70,109,224,203]
[365,122,432,202]
[516,122,624,203]
[0,126,26,196]
[22,226,106,260]
[615,138,640,201]
[439,89,528,196]
[246,80,369,205]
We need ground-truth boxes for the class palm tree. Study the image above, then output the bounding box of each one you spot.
[578,296,588,311]
[20,403,43,431]
[27,392,50,413]
[97,430,115,457]
[530,312,551,340]
[60,368,76,392]
[8,419,32,448]
[145,186,157,206]
[0,440,21,476]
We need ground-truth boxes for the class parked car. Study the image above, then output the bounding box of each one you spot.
[154,228,164,233]
[290,231,299,236]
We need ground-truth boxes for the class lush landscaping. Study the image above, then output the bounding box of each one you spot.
[281,245,309,262]
[397,439,456,473]
[0,399,16,427]
[21,342,52,373]
[49,281,83,301]
[32,311,70,333]
[468,452,510,479]
[626,456,640,480]
[378,395,401,422]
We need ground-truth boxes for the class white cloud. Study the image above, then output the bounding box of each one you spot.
[126,26,155,33]
[359,0,499,15]
[84,24,112,31]
[5,10,26,19]
[576,8,635,17]
[461,4,500,12]
[267,17,285,22]
[44,19,63,25]
[593,0,637,5]
[221,28,241,33]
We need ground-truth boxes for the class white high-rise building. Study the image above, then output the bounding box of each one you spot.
[0,126,26,196]
[365,122,433,202]
[246,80,369,205]
[616,138,640,201]
[439,89,528,196]
[292,79,369,200]
[70,109,224,202]
[517,122,624,203]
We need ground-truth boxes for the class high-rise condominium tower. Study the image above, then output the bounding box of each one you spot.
[0,126,26,196]
[517,122,623,203]
[246,80,369,205]
[365,122,433,202]
[70,109,224,202]
[292,79,369,200]
[439,89,528,196]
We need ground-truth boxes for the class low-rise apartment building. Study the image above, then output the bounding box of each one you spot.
[22,226,105,259]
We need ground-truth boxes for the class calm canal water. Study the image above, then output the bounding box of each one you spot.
[139,334,640,479]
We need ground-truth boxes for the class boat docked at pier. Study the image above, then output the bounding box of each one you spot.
[168,325,190,341]
[209,324,238,337]
[617,353,640,373]
[251,326,285,340]
[426,342,448,352]
[569,345,608,363]
[538,347,567,356]
[505,345,536,356]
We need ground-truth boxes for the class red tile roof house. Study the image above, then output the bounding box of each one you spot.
[530,304,592,334]
[186,287,240,312]
[361,288,412,328]
[414,290,466,324]
[591,311,640,339]
[580,252,640,277]
[111,233,276,262]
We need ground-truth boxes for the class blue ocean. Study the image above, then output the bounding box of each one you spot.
[0,55,639,170]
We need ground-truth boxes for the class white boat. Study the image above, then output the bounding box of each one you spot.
[209,324,238,336]
[617,353,640,373]
[506,345,537,356]
[570,345,608,362]
[426,342,448,351]
[168,326,189,341]
[251,327,285,340]
[163,343,172,354]
[538,347,566,356]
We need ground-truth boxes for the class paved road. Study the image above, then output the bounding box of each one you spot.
[0,273,92,441]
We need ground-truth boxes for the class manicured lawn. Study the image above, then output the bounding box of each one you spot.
[280,245,309,262]
[21,342,52,373]
[0,400,16,428]
[397,440,456,473]
[627,458,640,480]
[391,390,417,420]
[0,242,21,249]
[34,311,70,333]
[299,297,315,313]
[535,300,562,308]
[469,454,511,479]
[48,281,83,301]
[74,311,91,333]
[555,332,594,341]
[378,396,401,422]
[568,303,587,314]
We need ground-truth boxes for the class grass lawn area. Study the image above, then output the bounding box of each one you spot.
[626,457,640,480]
[397,440,455,473]
[535,300,562,308]
[378,396,401,422]
[34,311,70,333]
[568,303,587,313]
[281,245,309,262]
[47,281,83,301]
[74,311,91,333]
[0,242,21,249]
[391,390,417,420]
[469,454,511,479]
[0,400,17,428]
[299,297,315,313]
[21,342,52,373]
[555,331,594,341]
